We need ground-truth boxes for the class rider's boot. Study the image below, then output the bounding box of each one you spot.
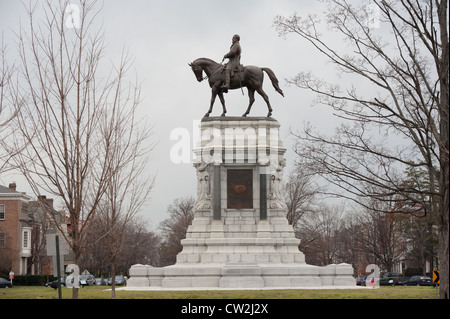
[220,71,230,93]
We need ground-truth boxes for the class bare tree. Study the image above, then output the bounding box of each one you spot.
[159,197,195,266]
[284,164,322,232]
[5,0,151,298]
[274,0,448,298]
[340,212,371,275]
[120,219,162,269]
[297,203,346,266]
[0,36,18,173]
[350,198,407,272]
[81,216,160,284]
[95,88,154,298]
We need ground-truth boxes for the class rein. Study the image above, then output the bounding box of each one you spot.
[200,63,223,82]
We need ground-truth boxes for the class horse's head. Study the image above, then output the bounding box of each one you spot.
[189,61,204,82]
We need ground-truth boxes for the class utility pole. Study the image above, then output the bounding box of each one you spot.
[56,235,62,299]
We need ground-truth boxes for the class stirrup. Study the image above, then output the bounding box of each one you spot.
[220,83,229,92]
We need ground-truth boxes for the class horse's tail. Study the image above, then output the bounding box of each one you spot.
[262,68,284,97]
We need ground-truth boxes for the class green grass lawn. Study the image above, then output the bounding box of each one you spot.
[0,285,439,299]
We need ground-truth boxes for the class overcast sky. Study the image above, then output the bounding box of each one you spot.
[1,0,357,230]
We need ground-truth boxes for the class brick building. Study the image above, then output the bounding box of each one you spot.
[0,183,32,275]
[0,182,71,276]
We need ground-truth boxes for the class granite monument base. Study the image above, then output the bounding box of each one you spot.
[127,117,355,289]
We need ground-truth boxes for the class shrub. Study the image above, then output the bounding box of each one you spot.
[12,274,56,286]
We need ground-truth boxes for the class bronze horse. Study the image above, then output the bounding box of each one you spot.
[189,58,284,117]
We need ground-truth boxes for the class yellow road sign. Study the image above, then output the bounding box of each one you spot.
[432,270,440,284]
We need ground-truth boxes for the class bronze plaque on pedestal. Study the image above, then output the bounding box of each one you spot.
[227,169,253,209]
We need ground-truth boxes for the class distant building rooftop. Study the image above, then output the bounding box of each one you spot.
[0,183,32,200]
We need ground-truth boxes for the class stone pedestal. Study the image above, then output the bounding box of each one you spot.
[127,117,355,288]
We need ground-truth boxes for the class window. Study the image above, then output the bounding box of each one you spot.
[21,227,32,257]
[0,232,5,248]
[0,204,4,220]
[23,229,29,248]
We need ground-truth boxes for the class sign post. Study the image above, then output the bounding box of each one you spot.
[55,235,62,299]
[9,271,14,286]
[433,270,440,299]
[46,233,69,299]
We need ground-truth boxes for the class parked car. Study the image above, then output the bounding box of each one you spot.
[0,278,12,288]
[356,276,367,286]
[380,273,407,286]
[46,277,66,289]
[79,274,95,287]
[114,275,127,286]
[402,276,434,286]
[95,278,107,286]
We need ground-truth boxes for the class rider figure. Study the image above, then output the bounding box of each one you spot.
[221,34,241,92]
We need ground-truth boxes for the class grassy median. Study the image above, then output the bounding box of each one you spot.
[0,285,439,299]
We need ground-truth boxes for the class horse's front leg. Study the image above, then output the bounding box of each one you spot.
[205,87,219,117]
[218,91,227,116]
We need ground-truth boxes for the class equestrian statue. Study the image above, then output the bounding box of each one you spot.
[189,34,284,118]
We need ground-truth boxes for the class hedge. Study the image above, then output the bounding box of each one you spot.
[8,274,57,286]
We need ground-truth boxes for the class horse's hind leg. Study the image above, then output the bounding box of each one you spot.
[242,88,255,117]
[256,87,273,117]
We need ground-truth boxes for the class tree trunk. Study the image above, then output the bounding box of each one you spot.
[437,0,449,300]
[111,262,116,299]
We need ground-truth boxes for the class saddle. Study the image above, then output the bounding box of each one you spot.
[222,64,245,76]
[220,63,245,92]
